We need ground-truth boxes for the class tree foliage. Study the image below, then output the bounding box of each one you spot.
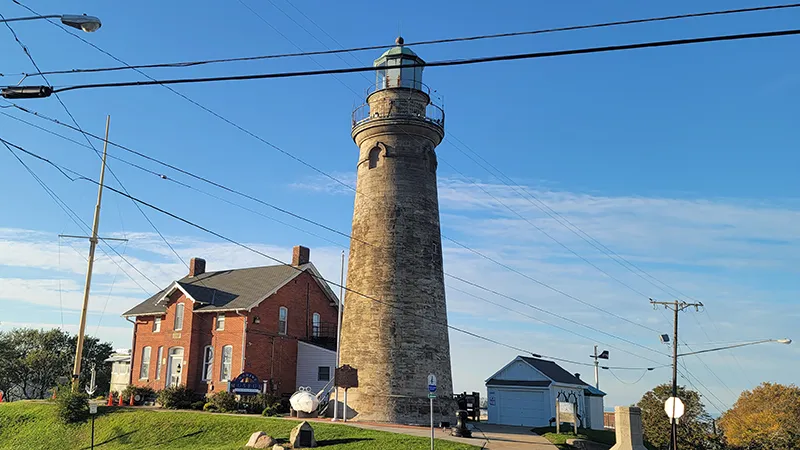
[637,383,719,450]
[719,382,800,450]
[0,328,113,400]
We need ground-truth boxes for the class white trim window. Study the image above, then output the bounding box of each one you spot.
[278,307,288,335]
[216,313,225,331]
[139,346,151,380]
[153,317,161,332]
[202,346,214,381]
[312,312,320,338]
[220,345,233,381]
[174,303,184,331]
[155,346,163,380]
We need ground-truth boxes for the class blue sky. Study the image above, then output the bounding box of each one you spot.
[0,0,798,412]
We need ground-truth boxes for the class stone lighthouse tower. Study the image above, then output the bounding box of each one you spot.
[339,37,454,424]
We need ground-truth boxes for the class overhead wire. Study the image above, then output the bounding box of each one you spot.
[33,28,800,95]
[5,136,671,372]
[1,107,671,363]
[2,2,798,78]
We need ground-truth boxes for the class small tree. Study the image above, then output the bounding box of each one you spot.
[54,385,90,424]
[637,383,716,450]
[719,382,800,450]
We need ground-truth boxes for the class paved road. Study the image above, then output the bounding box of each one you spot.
[345,421,559,449]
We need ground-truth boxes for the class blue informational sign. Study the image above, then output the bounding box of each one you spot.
[427,373,437,393]
[229,372,261,394]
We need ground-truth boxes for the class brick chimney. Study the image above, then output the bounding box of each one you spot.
[292,246,310,266]
[189,257,206,277]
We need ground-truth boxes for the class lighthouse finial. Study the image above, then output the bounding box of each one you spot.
[396,36,404,45]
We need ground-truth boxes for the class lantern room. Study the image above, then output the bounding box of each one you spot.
[374,36,425,91]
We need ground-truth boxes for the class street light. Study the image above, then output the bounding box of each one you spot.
[677,338,791,358]
[0,14,101,32]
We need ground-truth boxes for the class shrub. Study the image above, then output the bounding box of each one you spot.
[208,391,237,413]
[157,385,196,409]
[262,403,280,417]
[202,402,218,412]
[191,400,205,410]
[241,393,279,414]
[54,385,90,424]
[122,386,156,404]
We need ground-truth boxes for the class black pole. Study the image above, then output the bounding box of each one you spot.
[671,301,679,450]
[91,413,95,450]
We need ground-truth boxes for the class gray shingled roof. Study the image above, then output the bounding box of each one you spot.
[520,357,589,386]
[123,263,325,317]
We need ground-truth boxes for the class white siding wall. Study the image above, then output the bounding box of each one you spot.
[296,341,336,394]
[494,360,549,381]
[586,396,605,430]
[110,361,131,394]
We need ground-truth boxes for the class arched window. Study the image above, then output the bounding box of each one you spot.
[220,345,233,381]
[368,147,381,169]
[139,346,151,380]
[202,346,214,381]
[278,307,288,335]
[174,303,184,331]
[312,313,321,337]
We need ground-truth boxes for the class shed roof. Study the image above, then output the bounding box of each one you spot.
[520,357,589,386]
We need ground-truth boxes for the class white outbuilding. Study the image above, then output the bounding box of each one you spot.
[485,356,606,430]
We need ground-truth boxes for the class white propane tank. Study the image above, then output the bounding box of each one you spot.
[290,387,319,413]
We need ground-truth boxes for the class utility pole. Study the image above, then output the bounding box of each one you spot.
[65,116,126,391]
[590,345,609,390]
[650,298,703,450]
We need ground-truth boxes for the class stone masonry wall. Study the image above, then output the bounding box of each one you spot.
[339,87,455,424]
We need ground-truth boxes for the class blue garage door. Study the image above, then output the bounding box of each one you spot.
[497,389,546,426]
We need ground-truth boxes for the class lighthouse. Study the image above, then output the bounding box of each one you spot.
[339,37,454,424]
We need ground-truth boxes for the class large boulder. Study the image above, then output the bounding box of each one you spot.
[289,421,317,448]
[246,431,276,449]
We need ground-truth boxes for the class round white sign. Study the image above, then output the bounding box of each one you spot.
[664,396,685,419]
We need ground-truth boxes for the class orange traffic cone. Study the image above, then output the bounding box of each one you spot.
[106,392,114,406]
[129,394,134,406]
[51,390,56,400]
[118,394,124,406]
[0,390,4,403]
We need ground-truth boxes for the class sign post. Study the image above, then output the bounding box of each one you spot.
[428,374,437,450]
[556,401,578,435]
[335,365,358,423]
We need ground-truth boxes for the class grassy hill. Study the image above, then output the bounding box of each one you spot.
[0,401,478,450]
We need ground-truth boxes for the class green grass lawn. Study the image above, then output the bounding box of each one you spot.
[532,426,615,449]
[0,401,479,450]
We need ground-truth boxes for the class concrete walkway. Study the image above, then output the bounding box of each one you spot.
[341,421,559,449]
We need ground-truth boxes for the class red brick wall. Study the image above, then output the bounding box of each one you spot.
[129,269,338,397]
[245,271,338,396]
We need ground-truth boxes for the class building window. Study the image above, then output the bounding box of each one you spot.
[139,346,151,380]
[155,346,163,380]
[312,313,320,338]
[220,345,233,381]
[278,307,288,335]
[174,303,184,331]
[368,147,380,169]
[216,313,225,331]
[202,346,214,381]
[317,366,330,381]
[153,317,161,332]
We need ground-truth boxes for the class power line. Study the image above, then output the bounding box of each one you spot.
[6,137,673,372]
[29,28,800,95]
[4,2,799,78]
[5,102,668,358]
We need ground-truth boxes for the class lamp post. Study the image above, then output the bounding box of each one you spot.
[677,338,791,358]
[0,14,101,32]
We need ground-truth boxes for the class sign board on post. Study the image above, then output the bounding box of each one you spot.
[428,374,437,450]
[556,401,578,435]
[664,397,685,422]
[428,373,437,393]
[335,365,359,389]
[229,372,261,395]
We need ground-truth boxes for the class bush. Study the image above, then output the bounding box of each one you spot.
[207,391,237,413]
[202,402,218,412]
[54,385,90,424]
[157,385,196,409]
[262,403,280,417]
[122,386,156,404]
[191,400,205,410]
[241,393,279,414]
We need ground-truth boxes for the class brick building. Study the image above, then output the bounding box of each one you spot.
[122,246,339,397]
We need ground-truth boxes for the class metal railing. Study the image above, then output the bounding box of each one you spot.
[352,100,444,129]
